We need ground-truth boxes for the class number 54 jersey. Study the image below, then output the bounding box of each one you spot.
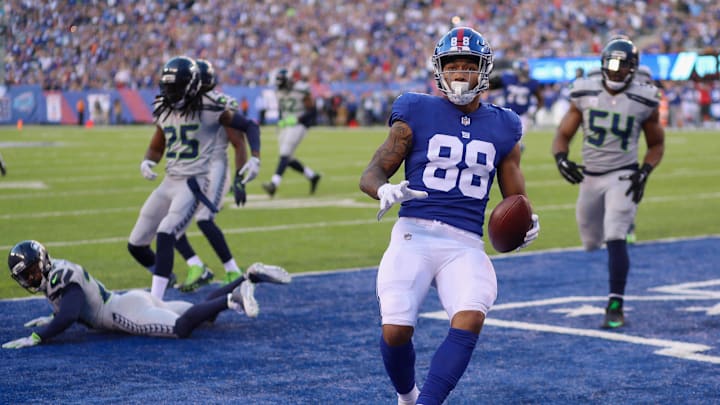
[569,77,661,173]
[390,92,522,237]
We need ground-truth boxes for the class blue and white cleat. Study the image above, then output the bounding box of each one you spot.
[246,262,292,284]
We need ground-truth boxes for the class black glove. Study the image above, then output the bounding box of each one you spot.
[554,152,585,184]
[232,171,246,206]
[620,163,653,203]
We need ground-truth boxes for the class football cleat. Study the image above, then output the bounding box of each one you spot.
[223,270,243,285]
[0,159,6,176]
[246,262,292,284]
[179,264,214,292]
[601,298,625,329]
[262,182,277,198]
[229,281,259,318]
[309,174,321,194]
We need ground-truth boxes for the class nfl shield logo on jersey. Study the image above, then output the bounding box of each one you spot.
[461,116,471,126]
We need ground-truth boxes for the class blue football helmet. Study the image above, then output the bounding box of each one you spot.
[195,59,216,93]
[433,27,494,105]
[512,59,530,80]
[159,56,201,108]
[8,240,52,293]
[601,38,638,91]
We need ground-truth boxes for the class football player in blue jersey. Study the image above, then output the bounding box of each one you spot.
[360,27,540,405]
[491,58,543,149]
[3,240,290,349]
[552,37,665,329]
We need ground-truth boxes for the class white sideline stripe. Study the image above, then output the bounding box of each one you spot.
[2,191,719,220]
[0,218,392,251]
[420,311,720,365]
[0,181,47,190]
[0,198,377,220]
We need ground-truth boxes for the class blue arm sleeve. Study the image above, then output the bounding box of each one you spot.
[36,284,85,341]
[298,108,317,127]
[229,113,261,154]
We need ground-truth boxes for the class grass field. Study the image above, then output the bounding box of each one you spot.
[0,124,718,299]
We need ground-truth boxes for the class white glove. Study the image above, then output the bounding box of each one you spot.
[238,157,260,184]
[24,314,53,328]
[140,159,158,180]
[376,180,428,221]
[2,332,41,349]
[517,214,540,250]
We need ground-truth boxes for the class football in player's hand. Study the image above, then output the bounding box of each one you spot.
[488,194,533,253]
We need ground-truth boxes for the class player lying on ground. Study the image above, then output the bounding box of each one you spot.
[3,240,291,349]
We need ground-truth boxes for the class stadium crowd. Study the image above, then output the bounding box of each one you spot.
[5,0,720,90]
[4,0,720,128]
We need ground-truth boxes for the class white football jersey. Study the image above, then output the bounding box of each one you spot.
[569,78,661,173]
[202,90,238,161]
[43,258,113,328]
[153,97,227,177]
[277,81,310,121]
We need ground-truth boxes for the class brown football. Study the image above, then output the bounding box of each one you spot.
[488,194,533,253]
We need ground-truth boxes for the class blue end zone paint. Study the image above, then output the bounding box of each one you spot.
[1,237,719,404]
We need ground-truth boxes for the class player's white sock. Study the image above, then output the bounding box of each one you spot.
[271,174,282,186]
[397,385,419,404]
[151,275,169,300]
[304,167,315,178]
[186,255,203,267]
[223,258,241,273]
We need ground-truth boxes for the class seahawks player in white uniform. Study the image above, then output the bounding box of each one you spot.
[3,240,291,349]
[360,27,539,405]
[128,56,261,300]
[552,37,665,329]
[262,69,321,197]
[173,59,262,291]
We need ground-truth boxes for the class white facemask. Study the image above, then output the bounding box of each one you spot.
[447,81,476,105]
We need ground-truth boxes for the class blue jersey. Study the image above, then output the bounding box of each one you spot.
[501,72,540,115]
[389,92,522,236]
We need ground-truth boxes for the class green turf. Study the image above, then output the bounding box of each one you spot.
[0,124,717,298]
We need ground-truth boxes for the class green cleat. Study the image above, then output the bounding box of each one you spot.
[223,270,243,285]
[179,264,214,292]
[601,298,625,329]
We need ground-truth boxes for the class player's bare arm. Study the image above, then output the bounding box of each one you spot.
[359,120,413,199]
[144,126,166,162]
[534,87,545,111]
[497,144,527,198]
[551,102,582,155]
[641,108,665,169]
[226,126,248,171]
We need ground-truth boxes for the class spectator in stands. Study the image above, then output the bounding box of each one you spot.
[76,99,85,126]
[6,1,720,91]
